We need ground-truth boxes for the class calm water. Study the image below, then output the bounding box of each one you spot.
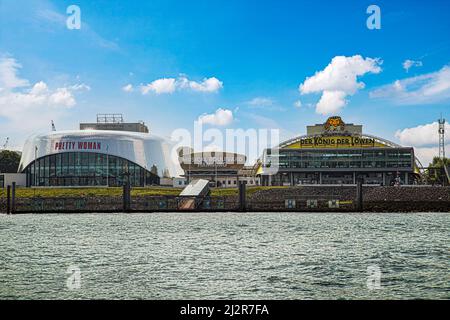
[0,212,448,300]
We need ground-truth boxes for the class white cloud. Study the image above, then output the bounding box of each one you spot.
[70,83,91,91]
[414,145,450,166]
[198,108,233,126]
[180,76,223,92]
[0,56,29,89]
[245,96,286,111]
[122,84,133,92]
[316,91,347,115]
[0,82,76,118]
[30,81,48,95]
[299,55,382,115]
[402,59,423,73]
[247,97,274,107]
[140,78,177,94]
[139,75,223,95]
[0,56,84,134]
[395,121,450,166]
[395,121,450,147]
[48,87,76,107]
[293,100,302,108]
[370,65,450,105]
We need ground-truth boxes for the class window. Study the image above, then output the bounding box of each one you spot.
[24,152,160,187]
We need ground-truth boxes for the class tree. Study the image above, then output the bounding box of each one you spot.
[425,157,450,185]
[0,150,21,173]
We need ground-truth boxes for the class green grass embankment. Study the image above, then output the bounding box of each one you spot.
[0,186,288,198]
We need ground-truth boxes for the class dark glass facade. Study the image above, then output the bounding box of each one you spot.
[23,152,160,187]
[261,147,416,186]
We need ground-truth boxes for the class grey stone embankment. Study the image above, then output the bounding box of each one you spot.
[0,186,449,213]
[363,186,450,201]
[248,186,355,211]
[361,186,450,212]
[247,186,450,212]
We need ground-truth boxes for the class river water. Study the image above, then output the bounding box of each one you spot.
[0,212,448,299]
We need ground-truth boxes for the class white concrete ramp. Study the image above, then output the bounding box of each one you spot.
[179,179,210,197]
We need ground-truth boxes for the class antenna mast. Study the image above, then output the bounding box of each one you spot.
[438,115,445,159]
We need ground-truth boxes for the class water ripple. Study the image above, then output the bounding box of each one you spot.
[0,212,449,299]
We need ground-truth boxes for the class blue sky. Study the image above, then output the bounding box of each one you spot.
[0,0,449,164]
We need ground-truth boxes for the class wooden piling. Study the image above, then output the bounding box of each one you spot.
[356,179,363,212]
[239,181,247,211]
[6,185,11,214]
[123,182,131,212]
[11,182,16,214]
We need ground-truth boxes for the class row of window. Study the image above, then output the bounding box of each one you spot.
[23,152,160,187]
[266,149,414,170]
[214,180,258,187]
[267,148,413,158]
[264,172,413,186]
[278,152,413,158]
[277,160,412,169]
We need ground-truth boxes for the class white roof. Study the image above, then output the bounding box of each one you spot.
[18,130,183,177]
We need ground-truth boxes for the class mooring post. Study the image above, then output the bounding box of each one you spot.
[239,181,246,212]
[123,182,131,212]
[6,185,11,214]
[128,183,132,211]
[356,178,363,212]
[123,183,127,212]
[11,182,16,214]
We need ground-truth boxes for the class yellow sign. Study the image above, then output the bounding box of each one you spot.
[285,135,387,149]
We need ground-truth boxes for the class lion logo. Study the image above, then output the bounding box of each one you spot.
[324,116,345,131]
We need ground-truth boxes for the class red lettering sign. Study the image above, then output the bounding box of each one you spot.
[54,141,103,151]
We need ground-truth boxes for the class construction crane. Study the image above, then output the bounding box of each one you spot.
[51,120,56,131]
[1,137,9,150]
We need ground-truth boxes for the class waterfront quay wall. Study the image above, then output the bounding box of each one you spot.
[247,186,450,212]
[361,186,450,212]
[0,195,240,213]
[0,186,449,213]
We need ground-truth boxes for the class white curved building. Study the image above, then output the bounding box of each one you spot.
[18,130,183,187]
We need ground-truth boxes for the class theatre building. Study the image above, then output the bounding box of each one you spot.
[178,148,250,188]
[18,114,182,187]
[258,117,418,186]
